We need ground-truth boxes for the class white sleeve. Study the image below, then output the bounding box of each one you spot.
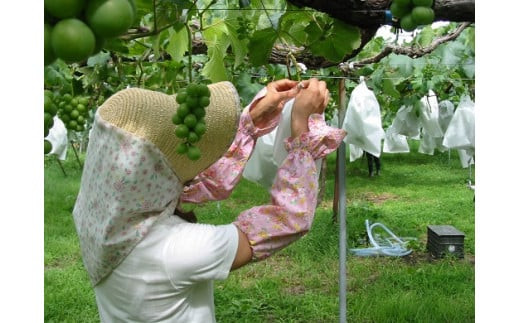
[162,223,239,289]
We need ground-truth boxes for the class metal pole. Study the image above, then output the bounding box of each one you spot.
[338,141,347,323]
[337,79,348,323]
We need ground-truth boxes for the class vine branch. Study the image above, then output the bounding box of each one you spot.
[339,22,472,73]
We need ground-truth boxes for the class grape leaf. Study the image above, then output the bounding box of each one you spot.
[202,22,230,82]
[309,21,360,62]
[224,20,248,69]
[166,26,189,62]
[383,79,401,99]
[388,54,414,78]
[416,25,435,47]
[440,41,466,66]
[248,28,278,66]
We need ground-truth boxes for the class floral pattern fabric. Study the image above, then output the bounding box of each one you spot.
[73,114,184,286]
[234,114,346,260]
[181,91,346,260]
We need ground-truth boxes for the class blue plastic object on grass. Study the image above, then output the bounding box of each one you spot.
[350,220,415,257]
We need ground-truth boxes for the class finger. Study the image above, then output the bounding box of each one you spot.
[296,80,311,90]
[322,90,330,110]
[307,78,319,89]
[271,79,299,91]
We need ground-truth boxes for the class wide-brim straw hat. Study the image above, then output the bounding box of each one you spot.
[97,81,241,183]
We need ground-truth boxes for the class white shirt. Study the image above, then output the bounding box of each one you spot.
[94,215,239,322]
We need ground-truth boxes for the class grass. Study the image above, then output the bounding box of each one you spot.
[44,141,475,322]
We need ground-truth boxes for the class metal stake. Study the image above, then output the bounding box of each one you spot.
[337,78,348,323]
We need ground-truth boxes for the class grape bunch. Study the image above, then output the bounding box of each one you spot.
[171,84,210,161]
[390,0,435,32]
[44,90,59,154]
[236,16,253,40]
[45,0,136,66]
[56,93,92,132]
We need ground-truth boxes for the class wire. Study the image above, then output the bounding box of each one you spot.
[243,74,475,81]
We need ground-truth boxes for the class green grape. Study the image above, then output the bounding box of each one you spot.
[186,83,199,97]
[171,113,183,125]
[176,92,187,104]
[61,114,71,123]
[64,104,74,113]
[177,103,190,118]
[63,93,72,102]
[193,107,206,119]
[44,112,53,127]
[77,104,86,113]
[187,146,201,161]
[184,114,197,128]
[187,132,200,144]
[186,96,199,109]
[194,122,206,136]
[77,115,85,123]
[71,98,79,106]
[70,109,80,119]
[79,97,89,105]
[45,127,50,137]
[197,84,210,97]
[176,142,189,154]
[199,96,210,107]
[44,95,54,112]
[69,120,78,129]
[44,140,53,154]
[175,124,190,138]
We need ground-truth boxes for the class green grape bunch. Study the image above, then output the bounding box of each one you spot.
[236,16,254,41]
[44,0,136,66]
[171,84,210,161]
[390,0,435,32]
[44,90,59,154]
[55,93,92,133]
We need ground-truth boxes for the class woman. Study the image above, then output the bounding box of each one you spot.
[73,78,345,322]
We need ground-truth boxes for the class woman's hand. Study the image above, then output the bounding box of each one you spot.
[291,78,330,138]
[249,79,300,129]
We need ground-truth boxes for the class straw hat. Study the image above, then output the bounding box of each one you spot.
[97,81,242,183]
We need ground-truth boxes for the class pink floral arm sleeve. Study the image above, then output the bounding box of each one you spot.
[181,88,280,203]
[233,114,346,260]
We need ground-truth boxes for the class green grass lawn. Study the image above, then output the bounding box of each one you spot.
[44,142,475,322]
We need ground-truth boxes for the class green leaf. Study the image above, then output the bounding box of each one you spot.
[154,0,193,29]
[461,57,475,79]
[280,11,312,45]
[166,26,189,62]
[416,25,435,47]
[440,42,466,66]
[202,22,230,82]
[388,54,414,78]
[235,72,264,104]
[202,42,228,82]
[248,28,278,66]
[103,38,129,54]
[224,20,248,69]
[383,79,401,99]
[304,21,322,44]
[87,51,111,67]
[309,21,360,62]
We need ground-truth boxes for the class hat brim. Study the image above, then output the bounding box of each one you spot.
[98,81,242,183]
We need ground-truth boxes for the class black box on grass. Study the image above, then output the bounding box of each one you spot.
[427,225,465,259]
